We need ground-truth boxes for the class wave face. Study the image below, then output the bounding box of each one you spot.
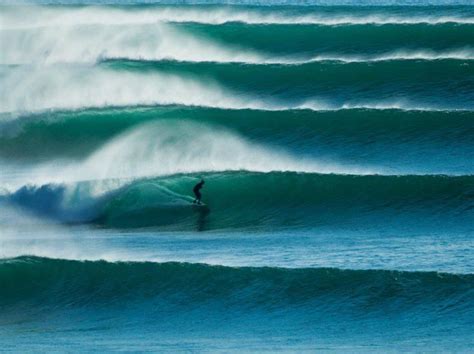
[1,256,473,312]
[104,59,474,109]
[1,2,474,352]
[4,172,474,232]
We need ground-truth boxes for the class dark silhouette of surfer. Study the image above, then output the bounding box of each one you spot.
[193,179,205,205]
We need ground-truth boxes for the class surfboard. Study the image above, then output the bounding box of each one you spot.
[192,202,209,212]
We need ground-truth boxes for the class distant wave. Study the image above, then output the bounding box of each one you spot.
[2,5,474,29]
[2,21,473,65]
[104,49,474,64]
[0,22,267,65]
[1,65,470,115]
[0,65,266,113]
[2,107,472,179]
[3,106,471,154]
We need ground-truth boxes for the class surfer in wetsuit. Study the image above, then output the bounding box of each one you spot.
[193,179,205,204]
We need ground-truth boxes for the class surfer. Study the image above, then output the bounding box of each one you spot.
[193,179,205,205]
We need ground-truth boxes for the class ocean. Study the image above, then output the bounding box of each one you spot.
[0,1,473,352]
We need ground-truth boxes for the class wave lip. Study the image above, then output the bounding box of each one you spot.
[305,48,474,63]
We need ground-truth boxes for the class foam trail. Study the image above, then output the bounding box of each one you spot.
[2,5,474,28]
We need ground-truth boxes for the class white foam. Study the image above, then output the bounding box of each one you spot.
[304,48,474,63]
[299,99,459,112]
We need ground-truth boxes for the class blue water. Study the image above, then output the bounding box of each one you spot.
[0,1,473,352]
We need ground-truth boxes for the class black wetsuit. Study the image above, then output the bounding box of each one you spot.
[193,180,205,204]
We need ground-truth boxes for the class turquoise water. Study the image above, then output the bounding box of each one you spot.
[0,2,473,352]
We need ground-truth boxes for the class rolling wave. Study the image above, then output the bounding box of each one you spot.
[0,65,265,114]
[2,107,473,175]
[2,5,474,29]
[4,172,473,230]
[2,64,471,115]
[0,23,266,65]
[102,48,474,65]
[2,255,473,348]
[2,21,473,65]
[0,119,373,192]
[3,106,472,152]
[1,256,473,315]
[190,22,474,57]
[106,59,474,106]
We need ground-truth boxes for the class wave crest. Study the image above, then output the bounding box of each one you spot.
[2,5,474,29]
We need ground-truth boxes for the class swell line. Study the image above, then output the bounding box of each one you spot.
[2,5,474,28]
[2,64,472,115]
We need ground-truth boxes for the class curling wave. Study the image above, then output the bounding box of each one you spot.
[4,172,473,231]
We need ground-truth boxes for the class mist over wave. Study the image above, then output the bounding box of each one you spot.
[0,120,375,192]
[0,23,267,65]
[0,65,264,113]
[2,106,472,176]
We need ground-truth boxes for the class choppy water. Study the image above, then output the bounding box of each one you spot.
[0,2,473,352]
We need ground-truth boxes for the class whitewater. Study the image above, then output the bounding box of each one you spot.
[1,2,473,352]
